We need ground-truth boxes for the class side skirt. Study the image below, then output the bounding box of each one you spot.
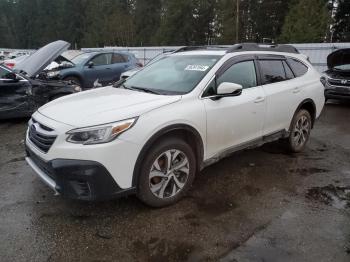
[201,130,289,169]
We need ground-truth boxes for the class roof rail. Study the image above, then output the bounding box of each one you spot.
[174,45,228,53]
[226,43,299,54]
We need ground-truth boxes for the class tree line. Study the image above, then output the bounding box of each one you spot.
[0,0,349,49]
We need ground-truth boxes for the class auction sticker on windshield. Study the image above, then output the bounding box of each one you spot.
[185,65,210,71]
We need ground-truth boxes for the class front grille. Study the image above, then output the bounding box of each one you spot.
[28,119,57,153]
[26,146,55,179]
[327,78,350,87]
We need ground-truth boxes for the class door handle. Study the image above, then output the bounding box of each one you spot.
[293,87,301,93]
[254,96,265,103]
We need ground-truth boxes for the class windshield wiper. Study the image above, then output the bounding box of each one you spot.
[125,85,161,95]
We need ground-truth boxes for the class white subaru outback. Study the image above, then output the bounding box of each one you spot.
[25,44,325,207]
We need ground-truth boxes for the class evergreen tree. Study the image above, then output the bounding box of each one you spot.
[332,0,350,42]
[279,0,330,43]
[134,0,162,46]
[156,0,196,45]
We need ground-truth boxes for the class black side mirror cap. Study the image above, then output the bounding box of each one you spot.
[88,61,94,68]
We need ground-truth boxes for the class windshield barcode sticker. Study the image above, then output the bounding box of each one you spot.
[185,65,210,71]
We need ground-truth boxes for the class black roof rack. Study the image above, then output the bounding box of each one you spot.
[226,43,299,54]
[173,43,299,54]
[174,45,229,53]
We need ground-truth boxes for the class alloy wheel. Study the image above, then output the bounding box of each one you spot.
[292,115,311,147]
[149,149,190,199]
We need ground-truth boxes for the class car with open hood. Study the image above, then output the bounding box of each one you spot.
[0,40,81,120]
[321,48,350,100]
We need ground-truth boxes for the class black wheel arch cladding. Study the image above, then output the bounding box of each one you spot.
[292,98,317,128]
[132,124,204,188]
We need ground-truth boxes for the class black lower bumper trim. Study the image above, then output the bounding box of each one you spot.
[26,146,136,201]
[325,89,350,100]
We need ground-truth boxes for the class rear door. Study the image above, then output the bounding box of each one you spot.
[203,55,266,158]
[110,53,131,81]
[258,55,302,136]
[0,66,32,119]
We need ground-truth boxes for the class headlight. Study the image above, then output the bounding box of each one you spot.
[66,118,137,145]
[46,71,60,78]
[320,76,327,87]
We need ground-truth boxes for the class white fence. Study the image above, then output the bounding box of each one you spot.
[83,43,350,72]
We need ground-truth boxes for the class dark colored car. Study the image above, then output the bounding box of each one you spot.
[46,51,141,89]
[0,41,81,120]
[322,48,350,100]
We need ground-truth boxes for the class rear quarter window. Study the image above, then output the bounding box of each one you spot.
[287,58,308,77]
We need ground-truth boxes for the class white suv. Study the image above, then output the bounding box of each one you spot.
[25,44,325,207]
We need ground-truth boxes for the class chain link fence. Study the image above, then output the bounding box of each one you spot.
[2,43,350,72]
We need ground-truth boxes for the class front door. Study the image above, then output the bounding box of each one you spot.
[0,66,32,119]
[202,57,266,158]
[83,53,113,88]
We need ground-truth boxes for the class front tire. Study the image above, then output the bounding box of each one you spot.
[287,109,312,153]
[137,137,196,207]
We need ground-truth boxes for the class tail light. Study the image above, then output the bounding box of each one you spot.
[5,63,15,68]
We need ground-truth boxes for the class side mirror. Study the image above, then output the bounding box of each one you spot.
[217,82,243,96]
[5,72,19,81]
[88,61,94,68]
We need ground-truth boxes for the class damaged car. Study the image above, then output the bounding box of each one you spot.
[322,48,350,100]
[0,40,81,120]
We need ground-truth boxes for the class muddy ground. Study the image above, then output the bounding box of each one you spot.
[0,101,350,262]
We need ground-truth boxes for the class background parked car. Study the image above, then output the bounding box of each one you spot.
[47,51,142,89]
[120,49,176,80]
[322,48,350,101]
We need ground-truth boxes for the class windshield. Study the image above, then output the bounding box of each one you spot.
[334,64,350,71]
[124,55,220,95]
[71,53,92,65]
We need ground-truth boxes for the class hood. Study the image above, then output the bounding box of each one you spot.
[14,40,70,77]
[38,86,181,127]
[327,48,350,70]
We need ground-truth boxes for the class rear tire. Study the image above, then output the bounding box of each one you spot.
[137,137,196,207]
[287,109,312,153]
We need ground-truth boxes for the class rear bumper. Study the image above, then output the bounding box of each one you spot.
[25,146,136,201]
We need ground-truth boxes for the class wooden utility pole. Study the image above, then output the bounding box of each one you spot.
[236,0,239,43]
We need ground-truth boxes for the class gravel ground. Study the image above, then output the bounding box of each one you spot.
[0,101,349,262]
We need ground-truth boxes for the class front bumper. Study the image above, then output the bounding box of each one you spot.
[25,146,136,201]
[325,86,350,100]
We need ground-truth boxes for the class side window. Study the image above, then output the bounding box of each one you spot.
[283,61,295,79]
[287,58,308,77]
[90,53,112,66]
[217,60,257,89]
[259,60,286,84]
[112,53,127,64]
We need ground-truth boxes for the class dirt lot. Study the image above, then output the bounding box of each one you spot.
[0,101,350,262]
